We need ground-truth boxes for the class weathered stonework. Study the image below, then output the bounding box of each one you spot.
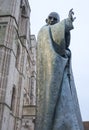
[0,0,36,130]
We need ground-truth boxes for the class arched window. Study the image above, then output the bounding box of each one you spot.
[11,85,16,112]
[15,42,20,68]
[20,0,27,16]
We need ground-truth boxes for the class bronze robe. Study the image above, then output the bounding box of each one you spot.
[35,18,84,130]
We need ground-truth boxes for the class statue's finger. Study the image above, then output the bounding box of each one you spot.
[70,8,73,12]
[72,11,74,15]
[73,17,76,20]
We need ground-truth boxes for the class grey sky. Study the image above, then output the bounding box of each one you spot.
[29,0,89,121]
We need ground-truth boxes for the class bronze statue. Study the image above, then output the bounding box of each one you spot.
[35,9,84,130]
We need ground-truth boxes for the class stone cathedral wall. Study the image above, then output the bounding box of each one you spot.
[0,0,36,130]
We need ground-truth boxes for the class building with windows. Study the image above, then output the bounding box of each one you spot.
[0,0,36,130]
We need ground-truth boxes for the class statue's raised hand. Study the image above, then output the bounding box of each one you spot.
[68,8,76,22]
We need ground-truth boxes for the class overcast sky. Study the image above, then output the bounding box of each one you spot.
[29,0,89,121]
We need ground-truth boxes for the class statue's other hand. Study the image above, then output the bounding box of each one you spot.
[68,8,76,22]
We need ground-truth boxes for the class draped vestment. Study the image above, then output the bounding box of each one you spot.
[35,18,84,130]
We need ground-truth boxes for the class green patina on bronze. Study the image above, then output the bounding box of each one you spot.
[35,11,84,130]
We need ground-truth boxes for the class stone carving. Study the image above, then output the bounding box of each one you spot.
[22,118,35,130]
[30,76,36,105]
[36,9,84,130]
[23,88,30,105]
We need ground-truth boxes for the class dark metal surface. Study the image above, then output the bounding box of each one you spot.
[35,18,84,130]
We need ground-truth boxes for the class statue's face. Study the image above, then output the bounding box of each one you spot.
[46,12,60,25]
[48,16,58,25]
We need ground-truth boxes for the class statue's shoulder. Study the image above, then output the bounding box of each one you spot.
[37,25,49,39]
[39,25,49,32]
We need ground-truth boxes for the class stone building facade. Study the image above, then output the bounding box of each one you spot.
[0,0,36,130]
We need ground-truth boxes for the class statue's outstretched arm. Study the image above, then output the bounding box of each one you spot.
[64,9,76,32]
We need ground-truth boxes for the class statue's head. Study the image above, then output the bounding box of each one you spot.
[46,12,60,25]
